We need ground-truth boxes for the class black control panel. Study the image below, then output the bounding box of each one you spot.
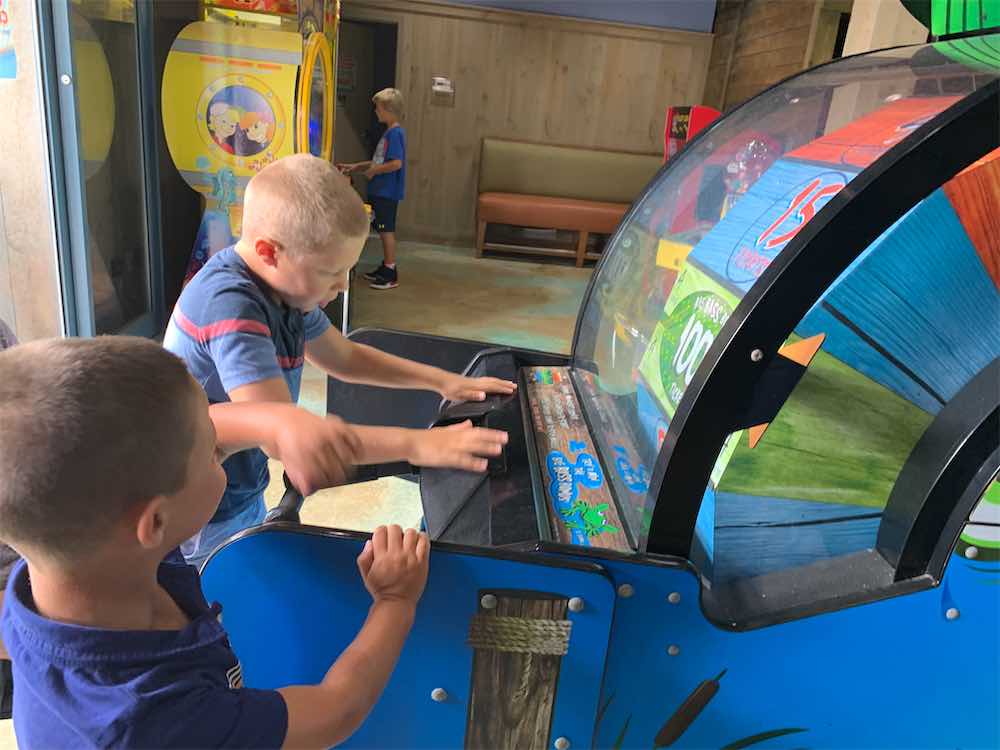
[420,348,565,546]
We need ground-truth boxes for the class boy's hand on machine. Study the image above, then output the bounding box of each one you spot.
[269,411,363,495]
[357,525,429,609]
[438,373,517,403]
[407,421,507,472]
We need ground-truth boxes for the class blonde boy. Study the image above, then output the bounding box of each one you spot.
[164,154,514,567]
[341,88,406,289]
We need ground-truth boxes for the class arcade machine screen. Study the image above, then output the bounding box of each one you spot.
[569,43,994,556]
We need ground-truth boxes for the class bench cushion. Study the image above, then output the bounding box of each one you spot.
[479,192,628,235]
[479,138,661,204]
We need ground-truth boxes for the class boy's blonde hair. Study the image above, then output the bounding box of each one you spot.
[372,88,404,118]
[241,153,368,255]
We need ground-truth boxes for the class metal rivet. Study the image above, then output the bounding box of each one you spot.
[946,608,960,621]
[667,644,680,656]
[431,687,448,702]
[60,74,72,85]
[750,349,764,362]
[554,737,570,750]
[568,597,585,612]
[480,594,497,610]
[668,592,681,604]
[965,546,979,559]
[617,584,635,598]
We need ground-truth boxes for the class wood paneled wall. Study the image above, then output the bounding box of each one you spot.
[703,0,824,112]
[342,0,713,245]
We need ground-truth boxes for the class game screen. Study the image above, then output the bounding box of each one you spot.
[571,41,998,549]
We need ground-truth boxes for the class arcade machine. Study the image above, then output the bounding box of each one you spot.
[202,28,1000,750]
[160,0,338,283]
[663,104,719,163]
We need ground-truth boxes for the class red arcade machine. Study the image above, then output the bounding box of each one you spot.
[664,104,720,162]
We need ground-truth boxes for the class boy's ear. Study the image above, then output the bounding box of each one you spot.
[134,496,169,550]
[253,237,281,267]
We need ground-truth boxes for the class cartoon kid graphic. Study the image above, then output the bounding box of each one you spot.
[208,103,240,154]
[236,110,275,156]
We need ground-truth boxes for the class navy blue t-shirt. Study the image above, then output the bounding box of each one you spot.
[368,126,406,201]
[1,554,288,748]
[163,247,330,522]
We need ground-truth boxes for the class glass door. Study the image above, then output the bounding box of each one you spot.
[42,0,163,337]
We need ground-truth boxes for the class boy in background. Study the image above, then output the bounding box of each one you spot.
[341,88,406,290]
[164,154,515,567]
[0,336,428,748]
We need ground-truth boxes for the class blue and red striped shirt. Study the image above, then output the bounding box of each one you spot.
[164,246,330,521]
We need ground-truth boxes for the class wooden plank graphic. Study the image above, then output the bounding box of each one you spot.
[526,367,630,551]
[943,147,1000,289]
[465,592,569,749]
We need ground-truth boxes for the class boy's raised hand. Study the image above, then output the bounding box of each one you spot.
[356,525,429,608]
[269,411,363,495]
[438,373,517,404]
[407,420,507,472]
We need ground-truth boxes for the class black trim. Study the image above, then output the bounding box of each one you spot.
[927,452,999,575]
[518,367,555,542]
[203,520,615,580]
[878,359,1000,575]
[35,0,80,336]
[263,473,304,524]
[135,0,166,333]
[700,550,936,632]
[646,81,1000,557]
[938,26,1000,42]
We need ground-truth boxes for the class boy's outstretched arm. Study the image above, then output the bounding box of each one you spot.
[225,379,507,473]
[278,525,428,749]
[306,327,516,403]
[208,400,362,495]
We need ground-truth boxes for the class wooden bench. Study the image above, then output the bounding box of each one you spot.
[476,138,661,266]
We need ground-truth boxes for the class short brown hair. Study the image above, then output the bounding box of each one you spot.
[372,88,403,118]
[241,154,369,255]
[0,337,198,561]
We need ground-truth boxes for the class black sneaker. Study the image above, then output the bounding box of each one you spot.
[369,265,398,289]
[363,263,388,281]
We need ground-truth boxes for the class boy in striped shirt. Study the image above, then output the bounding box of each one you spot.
[164,154,514,567]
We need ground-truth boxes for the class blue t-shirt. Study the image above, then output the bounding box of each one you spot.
[163,247,330,521]
[368,126,406,201]
[1,554,288,748]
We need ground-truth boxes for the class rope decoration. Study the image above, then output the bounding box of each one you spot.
[468,615,572,656]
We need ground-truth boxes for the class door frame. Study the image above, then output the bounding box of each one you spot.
[35,0,164,338]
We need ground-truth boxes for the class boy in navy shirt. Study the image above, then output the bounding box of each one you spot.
[164,153,514,568]
[0,336,429,748]
[341,88,406,289]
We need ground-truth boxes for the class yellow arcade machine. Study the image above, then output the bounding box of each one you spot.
[162,0,338,281]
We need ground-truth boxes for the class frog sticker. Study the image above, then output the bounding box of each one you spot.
[562,501,618,537]
[546,442,619,545]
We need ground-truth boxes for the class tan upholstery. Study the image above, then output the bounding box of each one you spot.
[478,138,661,203]
[476,138,659,265]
